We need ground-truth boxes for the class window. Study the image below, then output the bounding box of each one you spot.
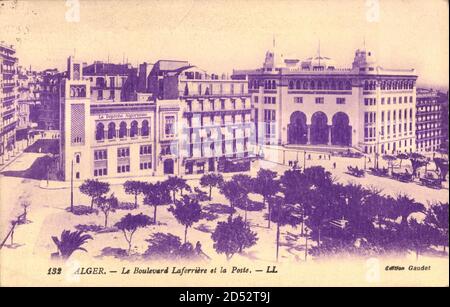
[140,145,152,155]
[336,98,345,105]
[315,97,324,104]
[254,96,258,104]
[141,120,150,137]
[119,121,127,138]
[117,147,130,158]
[75,154,80,164]
[108,122,116,139]
[94,150,107,160]
[164,116,176,137]
[381,97,385,105]
[96,123,105,141]
[130,120,138,138]
[98,90,103,100]
[294,97,303,104]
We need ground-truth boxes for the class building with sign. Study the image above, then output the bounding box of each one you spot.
[233,47,418,157]
[59,57,253,181]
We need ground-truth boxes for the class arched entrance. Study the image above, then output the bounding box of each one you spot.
[310,112,329,144]
[164,159,174,174]
[331,112,352,146]
[288,111,308,144]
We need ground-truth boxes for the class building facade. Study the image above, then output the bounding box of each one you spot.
[38,69,64,130]
[415,88,443,153]
[60,57,253,181]
[0,42,19,164]
[233,48,418,157]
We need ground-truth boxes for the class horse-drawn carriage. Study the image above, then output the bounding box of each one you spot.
[369,167,389,177]
[347,166,365,178]
[419,173,442,189]
[391,171,413,183]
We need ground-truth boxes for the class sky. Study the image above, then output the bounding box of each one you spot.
[0,0,448,89]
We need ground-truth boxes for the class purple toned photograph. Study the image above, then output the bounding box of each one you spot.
[0,0,448,288]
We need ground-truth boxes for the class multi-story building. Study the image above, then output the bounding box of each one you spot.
[38,69,64,130]
[415,88,443,153]
[0,42,19,164]
[60,57,253,181]
[16,67,41,139]
[437,91,449,152]
[83,61,138,102]
[233,47,418,158]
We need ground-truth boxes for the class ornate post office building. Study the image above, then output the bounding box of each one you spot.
[60,57,253,181]
[233,47,418,156]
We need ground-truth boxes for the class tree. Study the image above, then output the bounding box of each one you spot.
[169,195,202,244]
[253,169,279,228]
[405,219,434,260]
[302,166,333,188]
[199,173,224,200]
[425,202,449,252]
[397,153,409,168]
[123,180,145,208]
[268,195,301,261]
[211,216,257,260]
[220,179,245,215]
[408,152,428,177]
[95,193,119,228]
[304,186,336,254]
[142,182,172,224]
[391,194,425,226]
[115,213,152,254]
[51,230,92,260]
[79,179,110,210]
[165,176,190,203]
[382,155,397,173]
[433,157,449,181]
[144,232,198,260]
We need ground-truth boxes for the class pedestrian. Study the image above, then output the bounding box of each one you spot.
[319,155,322,160]
[328,154,331,160]
[308,154,311,160]
[288,160,292,167]
[333,162,336,169]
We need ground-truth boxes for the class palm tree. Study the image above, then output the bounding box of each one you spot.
[51,230,93,260]
[268,195,301,262]
[392,194,425,226]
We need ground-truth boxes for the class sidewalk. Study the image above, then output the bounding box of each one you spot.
[38,167,257,190]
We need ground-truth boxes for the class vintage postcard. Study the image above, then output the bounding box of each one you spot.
[0,0,448,289]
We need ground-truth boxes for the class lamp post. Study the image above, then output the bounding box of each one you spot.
[303,150,306,170]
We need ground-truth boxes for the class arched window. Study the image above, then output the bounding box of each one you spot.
[317,81,323,90]
[310,81,315,90]
[324,81,329,90]
[364,80,369,90]
[141,120,149,137]
[337,81,343,90]
[289,80,294,89]
[107,122,116,139]
[119,121,127,138]
[271,80,276,89]
[95,123,105,141]
[330,81,336,90]
[130,120,138,138]
[303,81,309,90]
[346,81,352,90]
[296,80,301,89]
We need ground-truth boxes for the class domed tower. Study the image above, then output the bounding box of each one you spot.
[352,49,377,72]
[262,37,284,70]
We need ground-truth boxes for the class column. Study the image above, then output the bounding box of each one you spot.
[307,125,311,145]
[328,125,332,145]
